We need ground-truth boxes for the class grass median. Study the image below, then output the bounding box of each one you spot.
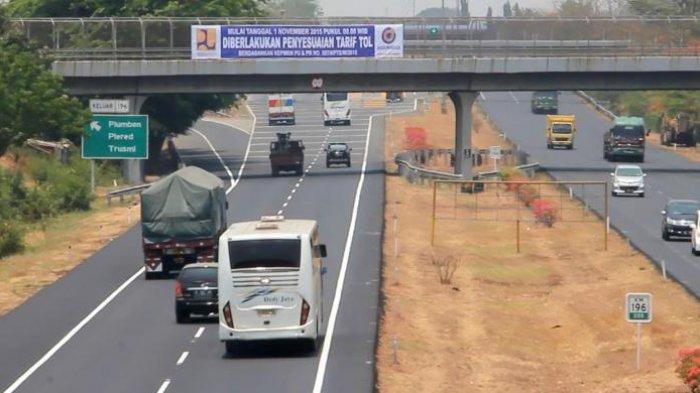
[376,97,700,392]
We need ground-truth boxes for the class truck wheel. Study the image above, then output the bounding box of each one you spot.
[347,160,351,167]
[546,143,552,149]
[567,144,573,150]
[662,228,670,241]
[326,161,330,168]
[638,155,645,163]
[693,247,700,256]
[295,166,303,176]
[145,271,159,280]
[324,121,330,127]
[271,167,279,177]
[176,309,189,324]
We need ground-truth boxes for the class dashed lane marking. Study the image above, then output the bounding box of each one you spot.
[194,327,205,339]
[156,379,171,393]
[176,351,189,366]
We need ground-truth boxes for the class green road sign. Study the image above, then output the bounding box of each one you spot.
[428,26,439,35]
[82,115,149,159]
[626,293,652,323]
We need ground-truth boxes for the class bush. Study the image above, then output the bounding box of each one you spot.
[518,185,538,207]
[404,127,430,150]
[532,199,557,227]
[0,220,24,258]
[677,347,700,393]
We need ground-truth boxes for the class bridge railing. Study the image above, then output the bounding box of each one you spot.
[7,17,700,60]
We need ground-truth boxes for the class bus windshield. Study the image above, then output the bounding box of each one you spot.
[612,125,644,138]
[228,239,300,269]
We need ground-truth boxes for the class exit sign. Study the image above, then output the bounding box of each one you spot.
[82,115,149,159]
[626,293,652,323]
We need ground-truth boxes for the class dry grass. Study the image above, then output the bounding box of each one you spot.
[376,100,700,393]
[0,196,138,317]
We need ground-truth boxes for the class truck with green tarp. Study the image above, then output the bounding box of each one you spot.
[603,116,646,162]
[141,166,227,279]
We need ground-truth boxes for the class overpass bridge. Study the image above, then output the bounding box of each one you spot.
[9,16,700,177]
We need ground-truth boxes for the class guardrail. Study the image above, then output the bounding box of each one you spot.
[576,91,616,120]
[8,17,700,60]
[106,183,150,206]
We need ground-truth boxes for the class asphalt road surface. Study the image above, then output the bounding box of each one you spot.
[480,91,700,296]
[0,93,415,393]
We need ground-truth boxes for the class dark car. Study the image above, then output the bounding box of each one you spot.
[175,263,218,323]
[386,92,404,103]
[325,143,352,167]
[531,91,558,114]
[661,199,700,240]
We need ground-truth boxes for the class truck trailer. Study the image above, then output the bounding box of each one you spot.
[268,94,295,126]
[141,166,227,279]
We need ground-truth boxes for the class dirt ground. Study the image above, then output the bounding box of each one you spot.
[0,196,138,317]
[376,98,700,392]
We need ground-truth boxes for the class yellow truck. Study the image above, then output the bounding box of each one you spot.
[545,115,576,150]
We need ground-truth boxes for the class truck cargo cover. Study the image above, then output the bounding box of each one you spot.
[141,166,226,243]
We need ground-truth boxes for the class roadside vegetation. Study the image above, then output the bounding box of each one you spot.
[377,98,700,392]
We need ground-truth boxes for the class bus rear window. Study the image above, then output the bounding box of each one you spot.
[228,239,300,269]
[326,92,348,101]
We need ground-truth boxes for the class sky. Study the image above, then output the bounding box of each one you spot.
[318,0,555,17]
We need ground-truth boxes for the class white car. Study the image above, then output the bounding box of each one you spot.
[692,210,700,256]
[611,164,646,197]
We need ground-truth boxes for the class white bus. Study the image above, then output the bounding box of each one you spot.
[323,92,351,126]
[218,216,327,354]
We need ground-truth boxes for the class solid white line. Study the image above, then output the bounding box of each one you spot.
[3,108,258,393]
[312,101,417,393]
[189,128,236,193]
[156,379,171,393]
[194,327,205,339]
[176,351,189,366]
[3,267,145,393]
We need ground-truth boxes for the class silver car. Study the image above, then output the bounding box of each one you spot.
[611,164,646,197]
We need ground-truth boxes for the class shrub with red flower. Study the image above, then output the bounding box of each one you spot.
[532,198,557,227]
[677,347,700,393]
[404,127,429,150]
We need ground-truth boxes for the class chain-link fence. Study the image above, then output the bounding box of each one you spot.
[6,17,700,59]
[430,179,609,252]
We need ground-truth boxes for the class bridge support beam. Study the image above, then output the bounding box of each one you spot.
[449,91,477,178]
[122,96,147,184]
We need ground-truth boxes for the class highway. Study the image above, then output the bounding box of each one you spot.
[0,93,415,393]
[480,91,700,296]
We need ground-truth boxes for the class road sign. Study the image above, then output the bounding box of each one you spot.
[626,292,652,323]
[489,146,502,160]
[89,99,130,114]
[82,115,148,159]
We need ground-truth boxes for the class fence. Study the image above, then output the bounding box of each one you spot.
[6,17,700,60]
[430,179,609,252]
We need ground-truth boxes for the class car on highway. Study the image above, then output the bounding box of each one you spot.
[386,91,404,103]
[175,263,218,323]
[218,216,328,354]
[325,143,352,167]
[530,91,558,114]
[661,200,700,241]
[603,116,646,162]
[692,212,700,256]
[611,164,646,197]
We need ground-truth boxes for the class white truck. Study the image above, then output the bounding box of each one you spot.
[268,94,295,126]
[322,92,351,126]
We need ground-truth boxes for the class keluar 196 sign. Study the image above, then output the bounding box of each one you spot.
[191,24,403,59]
[626,292,652,323]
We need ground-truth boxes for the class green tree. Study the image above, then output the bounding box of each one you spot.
[503,1,512,17]
[7,0,266,164]
[267,0,321,18]
[0,19,91,156]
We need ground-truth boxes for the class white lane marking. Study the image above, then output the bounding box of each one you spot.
[291,189,296,194]
[3,267,145,393]
[509,91,519,104]
[3,110,257,393]
[194,327,205,339]
[480,92,486,100]
[277,209,283,215]
[312,100,417,393]
[189,128,235,192]
[299,178,304,182]
[200,118,251,134]
[156,379,171,393]
[287,195,292,201]
[176,351,189,366]
[282,202,288,208]
[295,183,300,188]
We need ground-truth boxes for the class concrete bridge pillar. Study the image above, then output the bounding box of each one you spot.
[122,96,147,184]
[448,91,477,178]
